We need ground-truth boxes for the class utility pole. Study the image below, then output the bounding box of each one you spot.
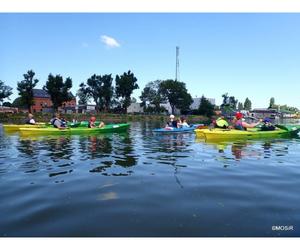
[175,46,180,82]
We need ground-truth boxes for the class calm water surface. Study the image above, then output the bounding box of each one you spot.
[0,121,300,237]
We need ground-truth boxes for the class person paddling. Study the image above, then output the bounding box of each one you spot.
[212,111,230,129]
[233,112,262,130]
[88,116,105,128]
[25,113,36,125]
[50,113,68,129]
[165,114,178,129]
[179,116,189,128]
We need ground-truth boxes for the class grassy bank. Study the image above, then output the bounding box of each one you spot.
[0,113,211,125]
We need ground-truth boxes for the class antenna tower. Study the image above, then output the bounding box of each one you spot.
[175,46,180,81]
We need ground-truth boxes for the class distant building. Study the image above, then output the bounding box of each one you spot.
[0,106,18,113]
[31,89,76,113]
[250,108,280,119]
[76,104,96,114]
[160,103,180,115]
[127,103,144,113]
[190,97,216,110]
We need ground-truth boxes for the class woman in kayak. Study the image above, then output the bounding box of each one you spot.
[233,112,262,130]
[179,116,189,128]
[88,116,105,128]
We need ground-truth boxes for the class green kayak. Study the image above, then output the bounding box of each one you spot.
[19,123,130,135]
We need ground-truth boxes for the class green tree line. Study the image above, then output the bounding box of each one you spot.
[2,70,299,116]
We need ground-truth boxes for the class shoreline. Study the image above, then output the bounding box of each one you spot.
[0,113,212,125]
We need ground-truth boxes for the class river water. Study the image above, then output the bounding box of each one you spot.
[0,121,300,237]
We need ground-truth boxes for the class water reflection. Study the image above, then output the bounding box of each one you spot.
[17,132,139,178]
[89,133,138,176]
[196,138,290,163]
[78,134,113,158]
[1,122,300,236]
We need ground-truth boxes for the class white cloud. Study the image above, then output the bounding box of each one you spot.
[100,35,120,48]
[82,42,89,48]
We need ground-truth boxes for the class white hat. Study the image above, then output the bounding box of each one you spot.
[170,114,175,119]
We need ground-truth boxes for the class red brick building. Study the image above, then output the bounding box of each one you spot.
[31,89,76,113]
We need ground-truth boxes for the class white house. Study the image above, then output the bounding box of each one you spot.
[127,103,144,113]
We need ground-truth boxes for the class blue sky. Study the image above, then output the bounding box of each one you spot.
[1,13,300,108]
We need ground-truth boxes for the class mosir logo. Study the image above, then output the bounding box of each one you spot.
[272,225,294,231]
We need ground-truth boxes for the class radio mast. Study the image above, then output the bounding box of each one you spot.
[175,46,180,81]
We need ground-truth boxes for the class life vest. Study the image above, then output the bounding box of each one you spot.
[215,118,229,128]
[25,118,35,125]
[50,118,58,128]
[167,120,177,128]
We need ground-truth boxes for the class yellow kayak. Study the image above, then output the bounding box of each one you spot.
[2,123,46,132]
[195,126,300,141]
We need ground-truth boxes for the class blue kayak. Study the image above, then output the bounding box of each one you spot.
[153,124,202,133]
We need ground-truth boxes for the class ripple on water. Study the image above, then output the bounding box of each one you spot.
[0,123,300,236]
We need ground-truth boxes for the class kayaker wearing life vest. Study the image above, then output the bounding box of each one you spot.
[213,116,229,129]
[212,111,229,129]
[260,117,276,131]
[88,116,105,128]
[166,114,178,129]
[50,113,67,129]
[179,116,189,128]
[25,113,36,125]
[233,112,262,130]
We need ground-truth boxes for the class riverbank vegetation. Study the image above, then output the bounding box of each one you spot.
[0,112,211,125]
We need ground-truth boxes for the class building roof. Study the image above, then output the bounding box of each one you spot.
[33,89,50,98]
[33,89,75,99]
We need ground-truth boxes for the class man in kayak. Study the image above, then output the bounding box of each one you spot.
[260,117,276,131]
[88,116,105,128]
[212,111,230,129]
[50,113,68,129]
[25,113,36,125]
[165,114,178,129]
[233,112,262,130]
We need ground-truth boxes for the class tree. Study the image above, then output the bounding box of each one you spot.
[3,101,12,107]
[244,97,252,110]
[140,80,166,113]
[12,97,25,108]
[131,97,137,103]
[238,102,244,110]
[197,95,215,117]
[269,97,275,109]
[81,74,114,112]
[77,82,90,105]
[17,70,38,112]
[159,79,193,114]
[44,74,73,111]
[101,74,114,111]
[0,80,13,106]
[115,70,139,113]
[220,93,238,114]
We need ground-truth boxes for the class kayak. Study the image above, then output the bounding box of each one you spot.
[19,123,130,135]
[153,124,204,133]
[67,121,103,127]
[2,123,46,132]
[195,125,300,141]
